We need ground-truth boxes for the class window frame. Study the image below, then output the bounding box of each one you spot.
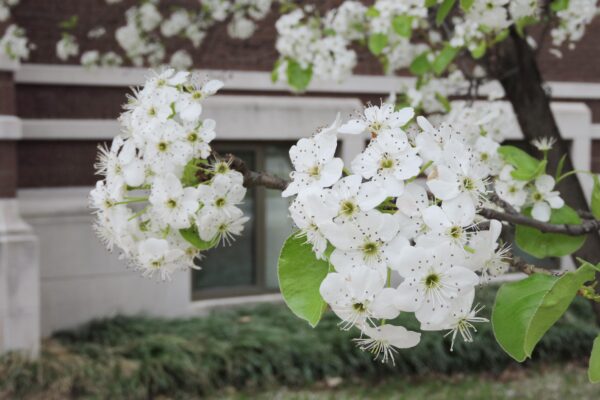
[191,140,292,300]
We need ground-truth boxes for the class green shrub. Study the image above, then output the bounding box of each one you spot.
[0,286,597,399]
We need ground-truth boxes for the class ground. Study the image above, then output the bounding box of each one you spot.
[222,363,597,400]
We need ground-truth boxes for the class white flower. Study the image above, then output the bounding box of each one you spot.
[197,174,246,218]
[227,15,256,39]
[149,173,199,229]
[95,137,146,188]
[354,324,421,364]
[169,49,193,70]
[289,189,337,259]
[137,238,185,281]
[339,104,414,137]
[426,138,487,210]
[466,220,510,279]
[56,34,79,61]
[320,265,400,330]
[395,182,429,239]
[421,289,488,351]
[530,174,564,222]
[495,165,528,211]
[175,79,224,122]
[197,207,249,245]
[322,211,407,277]
[320,175,374,221]
[531,137,557,152]
[282,131,343,197]
[419,204,474,249]
[393,244,479,326]
[351,129,422,208]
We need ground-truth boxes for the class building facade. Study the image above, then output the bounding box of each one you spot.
[1,0,600,354]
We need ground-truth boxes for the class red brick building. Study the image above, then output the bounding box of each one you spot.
[1,0,599,354]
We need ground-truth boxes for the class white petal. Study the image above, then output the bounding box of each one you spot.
[531,201,551,222]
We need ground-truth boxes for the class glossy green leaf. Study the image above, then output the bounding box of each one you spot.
[368,33,388,55]
[181,158,207,187]
[589,335,600,383]
[460,0,474,11]
[435,92,451,112]
[278,233,330,327]
[271,59,281,83]
[425,0,437,7]
[515,206,586,258]
[180,226,218,251]
[409,51,432,75]
[591,175,600,219]
[365,6,380,18]
[498,145,545,181]
[392,15,413,38]
[492,264,596,362]
[516,16,538,37]
[470,41,486,59]
[433,44,459,75]
[551,0,570,12]
[436,0,456,25]
[286,59,313,92]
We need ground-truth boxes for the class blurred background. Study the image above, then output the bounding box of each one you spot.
[1,1,600,398]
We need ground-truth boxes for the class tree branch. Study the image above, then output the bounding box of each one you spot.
[479,207,600,236]
[225,153,289,191]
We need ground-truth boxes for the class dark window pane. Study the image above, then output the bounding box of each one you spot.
[192,150,256,291]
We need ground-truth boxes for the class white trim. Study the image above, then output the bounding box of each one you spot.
[590,124,600,139]
[0,54,19,72]
[18,187,91,218]
[188,293,283,314]
[15,63,600,99]
[0,115,22,140]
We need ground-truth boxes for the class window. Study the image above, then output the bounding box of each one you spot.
[191,142,294,299]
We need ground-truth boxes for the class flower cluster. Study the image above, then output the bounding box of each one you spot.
[90,70,249,280]
[550,0,598,50]
[79,0,272,69]
[0,0,32,62]
[283,103,514,361]
[272,1,599,91]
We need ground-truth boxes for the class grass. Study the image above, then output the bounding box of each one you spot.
[224,363,597,400]
[0,286,598,399]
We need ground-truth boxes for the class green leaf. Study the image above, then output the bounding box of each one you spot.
[278,232,330,327]
[392,15,413,38]
[551,0,570,12]
[286,60,313,92]
[59,15,78,30]
[515,206,587,259]
[493,29,510,43]
[436,0,456,25]
[590,335,600,383]
[460,0,474,11]
[432,44,460,75]
[409,51,432,76]
[365,6,380,18]
[470,41,487,59]
[492,264,596,362]
[435,92,451,113]
[179,226,218,251]
[555,153,567,181]
[497,145,545,181]
[271,59,281,83]
[425,0,437,7]
[368,33,388,55]
[181,158,206,187]
[516,16,538,37]
[592,175,600,219]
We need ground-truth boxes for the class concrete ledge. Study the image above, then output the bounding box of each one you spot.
[0,116,22,140]
[0,55,19,72]
[15,64,600,99]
